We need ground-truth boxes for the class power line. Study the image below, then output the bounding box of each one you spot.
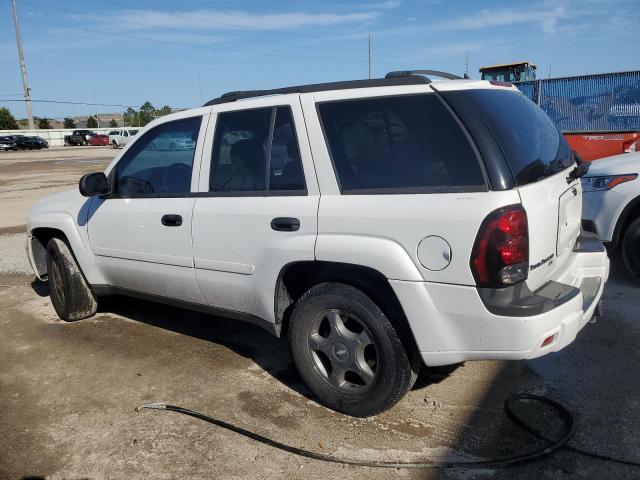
[0,98,186,110]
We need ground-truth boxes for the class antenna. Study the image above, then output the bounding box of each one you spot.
[368,34,372,79]
[464,51,469,78]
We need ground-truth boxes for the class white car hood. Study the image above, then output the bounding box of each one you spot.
[586,152,640,176]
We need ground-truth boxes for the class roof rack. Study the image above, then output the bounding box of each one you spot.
[385,69,464,80]
[203,75,429,106]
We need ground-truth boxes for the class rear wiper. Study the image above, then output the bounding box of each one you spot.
[567,161,590,183]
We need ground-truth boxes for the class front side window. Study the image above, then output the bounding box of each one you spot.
[210,106,306,194]
[114,116,201,195]
[318,94,485,193]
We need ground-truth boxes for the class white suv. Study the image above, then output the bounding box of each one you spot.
[582,151,640,281]
[26,71,609,416]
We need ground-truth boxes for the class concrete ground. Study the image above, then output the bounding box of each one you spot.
[1,147,639,479]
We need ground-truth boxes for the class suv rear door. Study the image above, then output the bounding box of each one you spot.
[191,96,319,323]
[307,86,520,286]
[438,86,580,291]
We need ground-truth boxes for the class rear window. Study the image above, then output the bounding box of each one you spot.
[317,94,485,193]
[442,89,573,186]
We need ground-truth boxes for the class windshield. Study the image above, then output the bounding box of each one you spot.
[442,89,573,186]
[128,130,138,135]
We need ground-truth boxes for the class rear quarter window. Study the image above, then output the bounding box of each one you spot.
[441,89,573,186]
[317,94,485,193]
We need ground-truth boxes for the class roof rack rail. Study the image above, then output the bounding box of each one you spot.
[203,75,429,106]
[385,69,464,80]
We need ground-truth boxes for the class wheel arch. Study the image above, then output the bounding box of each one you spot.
[274,260,420,358]
[29,214,106,285]
[30,227,67,279]
[612,196,640,251]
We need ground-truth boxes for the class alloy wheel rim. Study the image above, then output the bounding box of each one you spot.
[307,309,378,392]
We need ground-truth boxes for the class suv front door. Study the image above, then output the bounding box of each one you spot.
[192,98,319,324]
[88,113,208,303]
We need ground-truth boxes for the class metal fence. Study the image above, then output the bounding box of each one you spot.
[516,71,640,132]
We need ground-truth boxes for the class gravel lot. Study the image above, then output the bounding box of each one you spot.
[1,147,639,479]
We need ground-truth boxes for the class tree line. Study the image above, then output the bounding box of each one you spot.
[0,101,175,130]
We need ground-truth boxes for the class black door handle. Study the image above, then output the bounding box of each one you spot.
[271,217,300,232]
[161,214,183,227]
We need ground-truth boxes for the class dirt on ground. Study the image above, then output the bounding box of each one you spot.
[1,147,639,480]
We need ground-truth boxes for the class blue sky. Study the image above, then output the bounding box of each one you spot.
[1,0,638,119]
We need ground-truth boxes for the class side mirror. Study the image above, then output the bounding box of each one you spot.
[79,172,109,197]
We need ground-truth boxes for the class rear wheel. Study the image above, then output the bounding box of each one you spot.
[112,140,118,149]
[289,282,419,417]
[622,217,640,282]
[46,237,97,321]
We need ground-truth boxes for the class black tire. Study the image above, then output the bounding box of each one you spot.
[622,217,640,282]
[46,237,98,321]
[112,141,118,149]
[289,282,419,417]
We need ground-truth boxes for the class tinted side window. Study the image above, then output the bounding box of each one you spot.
[210,106,306,194]
[210,108,272,193]
[269,107,305,192]
[114,116,201,195]
[318,94,485,193]
[441,89,572,186]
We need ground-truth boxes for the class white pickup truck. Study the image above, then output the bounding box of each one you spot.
[27,71,609,416]
[108,128,139,149]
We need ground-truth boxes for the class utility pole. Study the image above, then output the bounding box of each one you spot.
[464,52,469,78]
[197,73,203,105]
[11,0,34,130]
[93,89,100,128]
[368,34,372,79]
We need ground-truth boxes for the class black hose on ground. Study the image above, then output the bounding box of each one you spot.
[135,393,640,469]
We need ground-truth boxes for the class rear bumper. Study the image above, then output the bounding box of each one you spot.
[391,235,609,366]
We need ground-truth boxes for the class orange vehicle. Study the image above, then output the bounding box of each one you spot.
[563,131,639,161]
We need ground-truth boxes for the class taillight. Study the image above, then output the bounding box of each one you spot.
[470,205,529,288]
[623,139,638,153]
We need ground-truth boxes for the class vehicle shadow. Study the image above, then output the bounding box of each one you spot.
[29,278,458,401]
[429,258,640,479]
[97,294,315,399]
[96,294,455,399]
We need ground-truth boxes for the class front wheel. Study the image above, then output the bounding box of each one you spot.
[46,237,98,321]
[289,282,419,417]
[622,217,640,282]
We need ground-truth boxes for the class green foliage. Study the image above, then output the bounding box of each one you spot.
[0,107,19,130]
[86,116,98,128]
[123,102,174,127]
[109,119,118,128]
[37,117,52,129]
[158,105,173,116]
[63,117,76,129]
